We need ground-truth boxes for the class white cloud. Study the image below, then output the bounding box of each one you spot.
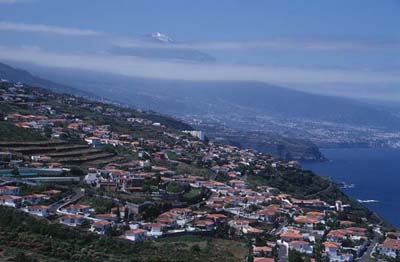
[0,45,399,86]
[0,0,31,3]
[0,21,103,36]
[112,37,400,52]
[1,20,398,52]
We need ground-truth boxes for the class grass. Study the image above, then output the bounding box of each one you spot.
[183,188,201,199]
[154,235,249,262]
[78,196,115,214]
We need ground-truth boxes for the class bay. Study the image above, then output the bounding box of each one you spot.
[302,148,400,227]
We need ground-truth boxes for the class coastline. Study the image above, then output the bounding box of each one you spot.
[302,147,400,228]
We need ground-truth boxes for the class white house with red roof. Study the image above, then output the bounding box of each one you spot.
[143,223,165,237]
[95,213,118,222]
[62,204,92,216]
[90,220,112,234]
[25,205,50,217]
[60,214,85,226]
[288,240,313,255]
[23,194,46,205]
[125,229,148,242]
[378,238,400,258]
[0,186,20,195]
[0,195,22,207]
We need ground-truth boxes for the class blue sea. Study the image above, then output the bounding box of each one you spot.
[302,148,400,228]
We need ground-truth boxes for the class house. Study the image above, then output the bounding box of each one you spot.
[63,204,92,216]
[193,219,216,231]
[253,258,275,262]
[289,241,313,255]
[60,214,85,226]
[207,213,227,222]
[156,215,178,228]
[143,223,165,237]
[125,229,148,242]
[91,220,112,234]
[0,186,20,195]
[84,136,103,147]
[294,215,319,229]
[42,189,61,199]
[378,238,400,258]
[257,205,279,222]
[84,172,101,185]
[253,246,273,257]
[23,194,46,205]
[291,198,327,209]
[327,229,349,243]
[323,241,341,255]
[228,219,250,231]
[26,205,50,217]
[95,213,119,222]
[243,226,264,235]
[323,241,356,262]
[0,195,22,207]
[280,228,304,242]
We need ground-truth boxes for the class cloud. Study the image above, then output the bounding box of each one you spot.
[1,20,398,52]
[0,0,31,3]
[0,21,103,36]
[0,45,399,86]
[113,37,400,52]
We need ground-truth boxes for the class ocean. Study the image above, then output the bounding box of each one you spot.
[302,148,400,228]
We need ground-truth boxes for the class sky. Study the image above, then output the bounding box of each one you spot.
[0,0,399,100]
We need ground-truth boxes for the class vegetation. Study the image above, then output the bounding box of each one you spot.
[0,207,247,262]
[0,122,46,141]
[78,196,115,214]
[166,181,185,193]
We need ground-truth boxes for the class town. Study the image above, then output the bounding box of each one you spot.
[0,79,399,262]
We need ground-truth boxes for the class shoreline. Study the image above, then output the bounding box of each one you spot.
[303,147,400,228]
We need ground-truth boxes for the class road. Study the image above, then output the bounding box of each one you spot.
[356,224,385,262]
[0,177,37,186]
[355,237,378,262]
[277,243,288,262]
[49,188,85,214]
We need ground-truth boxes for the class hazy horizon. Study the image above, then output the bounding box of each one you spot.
[0,0,399,101]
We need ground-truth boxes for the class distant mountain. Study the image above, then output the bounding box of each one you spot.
[109,32,215,62]
[0,62,90,96]
[0,61,329,160]
[20,66,400,130]
[3,62,400,131]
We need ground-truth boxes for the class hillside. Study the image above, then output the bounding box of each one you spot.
[15,66,400,130]
[0,79,390,262]
[0,61,327,160]
[0,62,90,97]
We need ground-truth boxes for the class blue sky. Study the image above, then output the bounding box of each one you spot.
[0,0,399,100]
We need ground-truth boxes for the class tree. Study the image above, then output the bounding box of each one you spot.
[115,207,121,220]
[43,126,52,138]
[124,207,129,220]
[69,167,85,177]
[289,250,304,262]
[11,167,19,176]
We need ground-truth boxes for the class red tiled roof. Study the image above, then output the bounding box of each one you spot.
[207,213,227,219]
[381,238,400,250]
[280,229,303,239]
[254,258,275,262]
[253,246,272,252]
[126,229,147,235]
[323,242,341,248]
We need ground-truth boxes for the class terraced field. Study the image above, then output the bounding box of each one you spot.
[0,140,125,167]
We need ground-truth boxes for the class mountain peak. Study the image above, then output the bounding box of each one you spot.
[150,32,173,43]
